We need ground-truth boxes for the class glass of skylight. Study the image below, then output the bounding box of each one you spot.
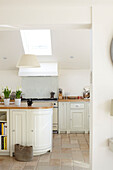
[20,29,52,55]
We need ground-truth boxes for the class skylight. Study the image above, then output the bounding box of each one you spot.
[20,29,52,55]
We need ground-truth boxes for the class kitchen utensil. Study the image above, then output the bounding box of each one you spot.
[58,88,63,99]
[10,91,16,100]
[27,99,33,106]
[83,88,90,98]
[50,91,55,99]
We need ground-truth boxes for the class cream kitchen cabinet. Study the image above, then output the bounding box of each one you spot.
[27,109,52,155]
[10,108,53,156]
[59,101,90,133]
[59,102,70,133]
[10,110,27,156]
[59,102,67,132]
[70,103,85,132]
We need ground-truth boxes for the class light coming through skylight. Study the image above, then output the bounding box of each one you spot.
[20,29,52,55]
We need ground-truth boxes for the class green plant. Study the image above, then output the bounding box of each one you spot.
[3,87,11,99]
[16,90,22,99]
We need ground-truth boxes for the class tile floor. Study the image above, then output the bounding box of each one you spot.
[0,133,90,170]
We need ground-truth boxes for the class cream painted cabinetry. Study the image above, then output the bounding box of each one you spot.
[10,109,53,156]
[59,102,67,132]
[70,109,85,132]
[10,110,27,156]
[59,102,90,133]
[27,109,52,155]
[59,102,70,133]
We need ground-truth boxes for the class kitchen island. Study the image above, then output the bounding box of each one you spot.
[0,103,53,156]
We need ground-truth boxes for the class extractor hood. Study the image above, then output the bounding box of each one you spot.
[18,63,58,76]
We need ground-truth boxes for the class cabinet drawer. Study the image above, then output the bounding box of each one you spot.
[70,103,84,109]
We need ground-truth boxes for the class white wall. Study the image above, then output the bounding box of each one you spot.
[0,69,90,97]
[0,70,21,95]
[59,69,90,96]
[92,4,113,170]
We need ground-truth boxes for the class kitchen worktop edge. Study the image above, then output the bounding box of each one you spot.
[58,99,90,102]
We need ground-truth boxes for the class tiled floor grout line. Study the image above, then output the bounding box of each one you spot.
[36,158,39,170]
[0,133,89,170]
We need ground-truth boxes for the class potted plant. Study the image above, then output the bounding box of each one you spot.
[15,89,22,106]
[3,87,11,105]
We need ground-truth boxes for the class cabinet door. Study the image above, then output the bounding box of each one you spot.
[70,109,84,132]
[59,102,67,132]
[11,110,27,153]
[27,109,52,154]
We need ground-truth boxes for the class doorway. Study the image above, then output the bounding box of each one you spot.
[0,25,92,170]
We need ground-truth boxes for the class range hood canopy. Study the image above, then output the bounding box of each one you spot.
[18,63,58,76]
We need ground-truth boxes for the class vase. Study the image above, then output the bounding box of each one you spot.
[4,98,10,106]
[15,98,21,106]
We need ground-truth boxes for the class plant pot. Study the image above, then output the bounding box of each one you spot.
[4,98,10,106]
[15,98,21,106]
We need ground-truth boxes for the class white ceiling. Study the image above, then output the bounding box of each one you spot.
[0,29,91,70]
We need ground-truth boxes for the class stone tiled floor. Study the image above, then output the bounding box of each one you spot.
[0,133,90,170]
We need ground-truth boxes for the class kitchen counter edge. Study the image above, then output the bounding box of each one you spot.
[58,99,90,102]
[0,105,53,109]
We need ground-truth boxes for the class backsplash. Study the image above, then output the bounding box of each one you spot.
[22,77,58,98]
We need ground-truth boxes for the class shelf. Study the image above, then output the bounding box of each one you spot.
[0,110,9,155]
[0,150,8,152]
[0,135,7,136]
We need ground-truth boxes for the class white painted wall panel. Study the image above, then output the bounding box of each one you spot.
[92,5,113,170]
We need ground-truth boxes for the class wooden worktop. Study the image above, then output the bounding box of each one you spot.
[0,103,53,109]
[58,99,90,102]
